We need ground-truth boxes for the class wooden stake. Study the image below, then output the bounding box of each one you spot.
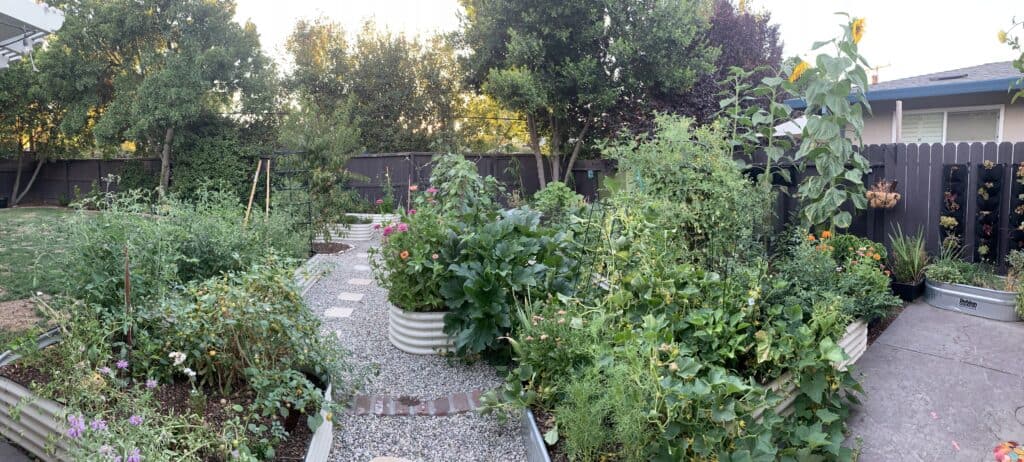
[264,157,271,218]
[244,159,262,226]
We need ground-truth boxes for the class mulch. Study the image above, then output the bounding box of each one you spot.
[868,304,907,346]
[311,242,352,255]
[0,298,45,333]
[532,407,568,462]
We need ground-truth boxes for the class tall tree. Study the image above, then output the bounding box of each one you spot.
[457,0,717,187]
[43,0,277,196]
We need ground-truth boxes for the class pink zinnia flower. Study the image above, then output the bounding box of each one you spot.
[397,223,409,232]
[427,187,438,194]
[409,185,419,192]
[372,223,381,230]
[375,199,384,204]
[382,226,394,237]
[408,209,416,215]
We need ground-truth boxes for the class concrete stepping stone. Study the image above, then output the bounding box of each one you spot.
[356,252,370,259]
[325,307,354,319]
[337,292,364,302]
[347,278,372,285]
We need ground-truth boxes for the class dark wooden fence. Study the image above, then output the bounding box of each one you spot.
[770,142,1024,264]
[0,153,607,206]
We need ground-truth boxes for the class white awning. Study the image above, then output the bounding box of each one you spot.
[1,1,64,70]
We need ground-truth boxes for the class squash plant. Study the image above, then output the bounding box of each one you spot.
[786,15,872,230]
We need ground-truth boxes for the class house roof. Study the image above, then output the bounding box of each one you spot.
[786,61,1024,109]
[0,1,64,70]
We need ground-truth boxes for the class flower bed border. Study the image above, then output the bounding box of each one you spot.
[519,319,869,460]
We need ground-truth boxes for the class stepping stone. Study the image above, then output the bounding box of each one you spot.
[353,264,371,271]
[324,307,354,319]
[336,292,364,302]
[347,278,372,286]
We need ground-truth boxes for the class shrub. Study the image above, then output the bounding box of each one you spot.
[530,181,583,224]
[369,195,450,312]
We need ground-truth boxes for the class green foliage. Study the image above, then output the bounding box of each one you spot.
[530,181,584,225]
[63,189,306,308]
[170,125,253,201]
[888,224,930,284]
[441,209,576,357]
[925,258,1004,290]
[787,16,872,229]
[601,115,766,270]
[429,154,503,223]
[369,198,450,312]
[116,161,160,192]
[1002,19,1024,103]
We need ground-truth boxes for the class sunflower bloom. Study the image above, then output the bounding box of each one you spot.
[852,18,866,44]
[789,61,810,83]
[998,30,1009,44]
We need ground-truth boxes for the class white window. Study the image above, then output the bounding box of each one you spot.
[899,106,1003,143]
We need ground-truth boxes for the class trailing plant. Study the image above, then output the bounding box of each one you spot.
[786,16,872,229]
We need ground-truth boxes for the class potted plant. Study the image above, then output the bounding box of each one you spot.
[887,224,930,301]
[370,188,454,355]
[865,179,900,209]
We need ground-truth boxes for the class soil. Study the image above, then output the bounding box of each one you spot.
[0,356,316,461]
[868,304,906,346]
[311,242,352,255]
[532,407,568,462]
[0,298,44,333]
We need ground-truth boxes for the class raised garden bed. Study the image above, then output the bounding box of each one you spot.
[924,278,1021,322]
[519,319,870,461]
[314,214,398,242]
[387,307,454,355]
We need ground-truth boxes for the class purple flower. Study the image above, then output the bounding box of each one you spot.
[128,415,143,426]
[408,209,417,215]
[382,226,394,237]
[116,360,129,370]
[372,223,381,230]
[396,223,409,233]
[145,378,158,389]
[98,366,112,375]
[90,418,107,431]
[126,448,141,462]
[66,414,86,439]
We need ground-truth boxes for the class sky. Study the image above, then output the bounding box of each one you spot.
[235,0,1022,83]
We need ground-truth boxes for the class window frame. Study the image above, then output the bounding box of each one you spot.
[898,104,1004,144]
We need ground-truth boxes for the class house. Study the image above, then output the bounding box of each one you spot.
[857,61,1024,145]
[1,1,64,70]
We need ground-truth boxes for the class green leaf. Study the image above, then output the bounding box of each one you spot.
[819,337,846,363]
[307,413,324,431]
[543,426,559,446]
[833,210,852,229]
[800,373,827,404]
[711,401,737,422]
[815,408,840,424]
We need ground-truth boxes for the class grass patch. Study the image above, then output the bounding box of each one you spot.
[0,207,74,302]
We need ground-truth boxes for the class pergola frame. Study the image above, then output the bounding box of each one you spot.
[0,1,64,70]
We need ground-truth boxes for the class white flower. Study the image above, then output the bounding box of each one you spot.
[168,352,186,366]
[747,297,755,306]
[182,368,196,378]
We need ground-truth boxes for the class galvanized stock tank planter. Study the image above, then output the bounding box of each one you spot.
[924,278,1021,322]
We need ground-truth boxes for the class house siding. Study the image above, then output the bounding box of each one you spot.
[859,91,1024,145]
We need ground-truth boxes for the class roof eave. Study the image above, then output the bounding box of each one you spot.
[784,77,1024,110]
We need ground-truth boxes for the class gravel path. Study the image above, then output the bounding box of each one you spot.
[304,239,526,462]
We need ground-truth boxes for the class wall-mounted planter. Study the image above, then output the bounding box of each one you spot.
[924,279,1021,322]
[387,307,454,355]
[520,320,868,459]
[0,329,337,461]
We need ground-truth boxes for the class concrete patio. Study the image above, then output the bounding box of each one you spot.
[846,302,1024,460]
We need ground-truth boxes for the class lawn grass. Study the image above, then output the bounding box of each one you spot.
[0,207,74,302]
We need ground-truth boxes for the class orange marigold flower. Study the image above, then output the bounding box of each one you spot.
[872,253,881,261]
[789,60,810,83]
[821,230,832,239]
[807,234,816,241]
[851,18,866,44]
[400,250,410,260]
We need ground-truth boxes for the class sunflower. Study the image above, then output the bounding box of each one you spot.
[789,61,810,83]
[851,18,866,44]
[999,30,1009,44]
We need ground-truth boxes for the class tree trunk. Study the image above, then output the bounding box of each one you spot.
[13,156,45,205]
[10,152,23,203]
[526,115,546,189]
[159,127,175,198]
[563,122,592,183]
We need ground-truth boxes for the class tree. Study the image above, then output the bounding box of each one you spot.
[285,20,464,153]
[43,0,278,197]
[457,0,717,187]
